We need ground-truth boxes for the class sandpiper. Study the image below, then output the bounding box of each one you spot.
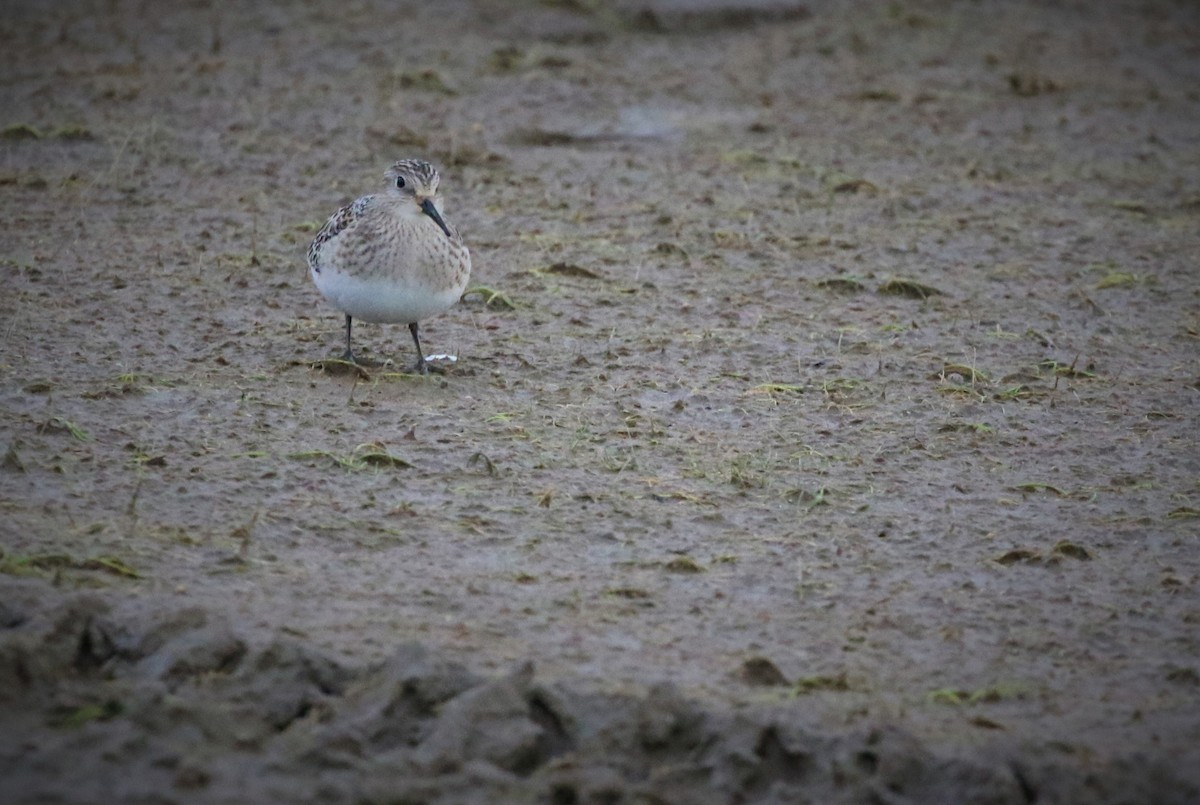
[308,159,472,373]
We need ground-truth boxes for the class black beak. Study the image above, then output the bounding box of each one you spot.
[420,198,453,239]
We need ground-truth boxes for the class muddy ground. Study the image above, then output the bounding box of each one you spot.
[2,0,1199,802]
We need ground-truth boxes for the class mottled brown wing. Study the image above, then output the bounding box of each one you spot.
[307,194,374,272]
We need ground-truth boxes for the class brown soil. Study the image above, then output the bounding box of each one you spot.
[2,1,1199,802]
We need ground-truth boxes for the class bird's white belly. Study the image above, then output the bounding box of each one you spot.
[312,268,465,324]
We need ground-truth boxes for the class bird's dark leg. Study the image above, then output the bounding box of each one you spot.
[408,322,428,375]
[341,314,357,363]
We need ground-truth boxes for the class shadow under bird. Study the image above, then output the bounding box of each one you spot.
[308,159,472,373]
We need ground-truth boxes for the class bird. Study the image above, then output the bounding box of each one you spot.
[308,159,471,373]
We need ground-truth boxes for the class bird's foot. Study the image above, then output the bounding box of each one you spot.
[313,356,371,378]
[418,354,458,375]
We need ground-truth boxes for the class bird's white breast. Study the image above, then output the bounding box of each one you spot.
[310,204,471,324]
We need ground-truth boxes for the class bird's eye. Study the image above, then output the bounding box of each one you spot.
[395,175,406,189]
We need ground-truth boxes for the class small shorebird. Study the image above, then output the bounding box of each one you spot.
[308,159,472,373]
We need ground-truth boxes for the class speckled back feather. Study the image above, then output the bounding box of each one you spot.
[307,194,373,272]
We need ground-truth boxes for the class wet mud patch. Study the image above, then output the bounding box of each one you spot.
[2,0,1200,801]
[3,581,1194,804]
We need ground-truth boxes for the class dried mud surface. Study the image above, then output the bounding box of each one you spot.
[2,1,1199,802]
